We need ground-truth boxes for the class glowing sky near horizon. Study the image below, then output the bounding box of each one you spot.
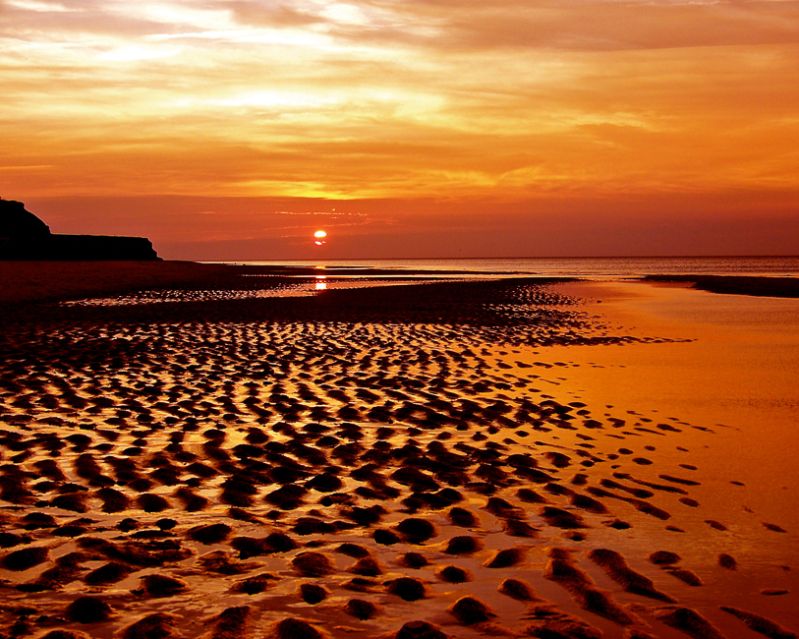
[1,0,798,258]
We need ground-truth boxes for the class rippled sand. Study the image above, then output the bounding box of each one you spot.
[0,271,795,639]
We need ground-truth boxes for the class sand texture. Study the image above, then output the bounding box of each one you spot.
[0,268,796,639]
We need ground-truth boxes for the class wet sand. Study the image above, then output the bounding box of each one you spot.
[0,262,232,304]
[0,262,507,306]
[512,281,799,634]
[0,267,796,639]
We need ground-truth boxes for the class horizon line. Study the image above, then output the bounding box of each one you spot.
[197,254,799,262]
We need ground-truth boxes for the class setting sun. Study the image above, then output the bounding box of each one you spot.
[313,229,328,247]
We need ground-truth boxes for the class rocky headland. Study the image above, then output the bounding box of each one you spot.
[0,199,159,260]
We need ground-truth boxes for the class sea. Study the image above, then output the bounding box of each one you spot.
[228,256,799,279]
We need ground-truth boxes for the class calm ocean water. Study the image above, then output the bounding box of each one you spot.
[232,256,799,279]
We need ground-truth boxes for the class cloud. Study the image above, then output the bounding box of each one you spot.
[241,1,799,52]
[222,1,323,28]
[1,0,798,256]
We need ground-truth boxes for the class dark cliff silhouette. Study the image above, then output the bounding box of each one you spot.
[0,199,159,260]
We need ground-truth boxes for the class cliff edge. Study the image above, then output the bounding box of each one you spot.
[0,199,159,260]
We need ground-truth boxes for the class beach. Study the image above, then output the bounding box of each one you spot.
[0,263,797,639]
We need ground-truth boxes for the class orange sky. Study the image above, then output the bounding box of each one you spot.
[1,0,798,258]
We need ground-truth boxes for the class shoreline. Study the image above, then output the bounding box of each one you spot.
[0,261,539,307]
[3,261,799,310]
